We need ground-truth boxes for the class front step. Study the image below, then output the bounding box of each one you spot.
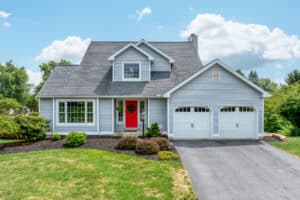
[123,128,138,132]
[114,131,143,137]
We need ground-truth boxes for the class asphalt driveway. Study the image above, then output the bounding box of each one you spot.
[174,140,300,200]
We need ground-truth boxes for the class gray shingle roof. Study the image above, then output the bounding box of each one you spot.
[38,41,203,97]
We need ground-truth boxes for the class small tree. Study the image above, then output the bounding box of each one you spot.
[146,123,161,137]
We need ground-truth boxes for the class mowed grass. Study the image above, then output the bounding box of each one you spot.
[270,137,300,157]
[0,149,196,200]
[0,139,22,144]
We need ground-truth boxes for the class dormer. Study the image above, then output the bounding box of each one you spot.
[136,39,175,72]
[109,43,154,82]
[108,40,176,82]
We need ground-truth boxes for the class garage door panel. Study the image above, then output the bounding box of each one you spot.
[220,106,256,138]
[173,106,211,138]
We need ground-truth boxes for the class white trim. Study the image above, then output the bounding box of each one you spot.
[167,98,170,134]
[163,59,271,97]
[136,40,175,63]
[108,43,154,61]
[122,61,142,81]
[56,99,96,126]
[112,99,114,132]
[147,98,150,126]
[97,98,99,132]
[52,98,55,133]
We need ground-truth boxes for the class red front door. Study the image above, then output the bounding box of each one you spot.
[125,100,138,128]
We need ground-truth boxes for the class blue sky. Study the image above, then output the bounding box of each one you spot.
[1,0,300,85]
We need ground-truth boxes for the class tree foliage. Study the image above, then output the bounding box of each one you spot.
[0,95,20,115]
[0,61,31,104]
[265,83,300,136]
[248,70,259,85]
[285,69,300,85]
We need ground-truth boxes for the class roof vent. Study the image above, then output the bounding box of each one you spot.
[188,34,198,51]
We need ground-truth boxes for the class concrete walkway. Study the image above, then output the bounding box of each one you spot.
[174,140,300,200]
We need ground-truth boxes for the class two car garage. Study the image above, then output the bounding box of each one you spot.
[173,106,257,139]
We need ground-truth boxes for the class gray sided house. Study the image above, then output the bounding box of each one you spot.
[38,34,270,139]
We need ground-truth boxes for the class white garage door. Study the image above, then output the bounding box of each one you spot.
[174,106,211,138]
[220,106,256,138]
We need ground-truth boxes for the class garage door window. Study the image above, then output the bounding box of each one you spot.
[221,106,235,112]
[175,107,191,112]
[239,106,254,112]
[194,107,210,112]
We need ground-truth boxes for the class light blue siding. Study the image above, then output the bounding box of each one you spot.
[169,64,264,137]
[99,99,113,132]
[113,47,150,81]
[39,98,53,131]
[138,44,171,72]
[149,98,167,132]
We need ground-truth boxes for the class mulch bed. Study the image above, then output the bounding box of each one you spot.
[0,137,178,161]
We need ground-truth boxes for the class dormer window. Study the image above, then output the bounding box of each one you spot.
[122,62,141,81]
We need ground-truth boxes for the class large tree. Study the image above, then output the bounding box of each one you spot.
[0,61,31,104]
[285,69,300,85]
[34,59,71,94]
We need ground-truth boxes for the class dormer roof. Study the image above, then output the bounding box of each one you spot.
[108,43,154,61]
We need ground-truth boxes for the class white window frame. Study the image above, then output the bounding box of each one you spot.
[56,99,95,126]
[116,100,125,124]
[122,61,141,81]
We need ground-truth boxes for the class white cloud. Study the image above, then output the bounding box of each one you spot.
[26,68,42,86]
[3,21,10,28]
[0,10,11,18]
[136,7,152,21]
[35,36,91,63]
[181,14,300,69]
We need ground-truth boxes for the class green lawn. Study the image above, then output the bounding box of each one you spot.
[0,149,196,200]
[0,139,22,144]
[270,137,300,157]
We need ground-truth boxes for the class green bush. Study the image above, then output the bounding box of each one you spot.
[0,115,21,139]
[151,137,171,150]
[65,131,87,147]
[115,136,137,150]
[158,151,179,160]
[135,140,159,155]
[289,126,300,136]
[146,123,161,137]
[52,133,61,141]
[15,113,49,141]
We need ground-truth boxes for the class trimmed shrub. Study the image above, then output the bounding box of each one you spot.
[146,123,161,137]
[15,113,48,141]
[0,115,21,139]
[135,140,159,155]
[158,151,179,160]
[65,131,87,147]
[52,133,61,141]
[151,137,171,150]
[115,136,137,150]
